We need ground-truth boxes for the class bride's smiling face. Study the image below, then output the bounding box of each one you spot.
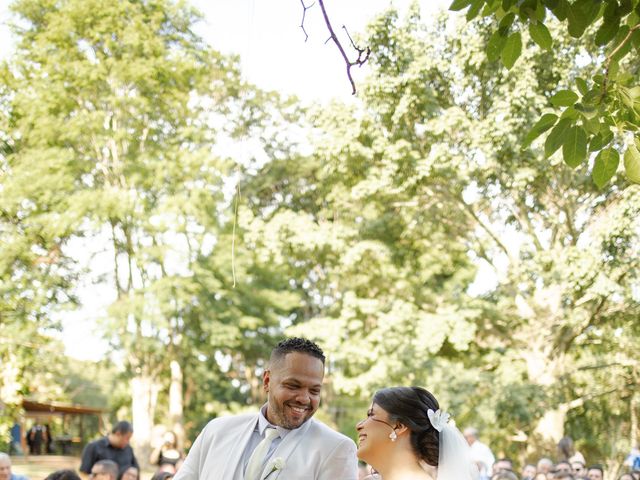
[356,403,396,463]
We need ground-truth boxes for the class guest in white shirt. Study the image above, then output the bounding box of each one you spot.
[464,427,495,480]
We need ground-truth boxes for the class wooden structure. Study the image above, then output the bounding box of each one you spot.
[20,399,107,454]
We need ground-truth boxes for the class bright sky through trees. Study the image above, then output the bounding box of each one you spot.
[0,0,449,360]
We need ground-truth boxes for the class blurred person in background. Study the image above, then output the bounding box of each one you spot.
[118,466,139,480]
[522,464,537,480]
[44,471,81,480]
[79,422,138,476]
[89,461,119,480]
[492,471,519,480]
[554,472,575,480]
[556,462,573,475]
[464,427,495,480]
[587,465,604,480]
[493,459,515,474]
[538,459,554,476]
[558,438,585,465]
[150,473,174,480]
[572,461,587,479]
[0,453,28,480]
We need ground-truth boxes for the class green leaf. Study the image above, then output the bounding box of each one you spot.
[575,77,588,95]
[529,21,553,50]
[449,0,473,11]
[618,0,633,15]
[560,106,580,120]
[550,90,579,107]
[466,0,485,20]
[624,144,640,183]
[574,102,598,120]
[566,3,590,37]
[593,148,620,188]
[595,16,621,46]
[499,12,516,30]
[501,31,522,69]
[589,130,614,151]
[562,126,588,168]
[632,29,640,52]
[487,30,508,61]
[545,118,573,157]
[523,113,558,148]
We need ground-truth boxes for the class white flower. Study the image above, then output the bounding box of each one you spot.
[427,408,450,432]
[265,457,286,478]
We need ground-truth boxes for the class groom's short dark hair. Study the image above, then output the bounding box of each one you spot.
[270,337,325,365]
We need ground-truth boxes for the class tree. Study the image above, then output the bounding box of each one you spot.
[242,5,640,462]
[1,0,313,456]
[449,0,640,185]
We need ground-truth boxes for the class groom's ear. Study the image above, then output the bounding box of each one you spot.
[263,369,271,392]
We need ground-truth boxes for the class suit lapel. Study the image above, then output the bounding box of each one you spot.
[221,413,259,480]
[259,419,313,480]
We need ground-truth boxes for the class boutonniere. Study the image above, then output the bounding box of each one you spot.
[265,457,285,479]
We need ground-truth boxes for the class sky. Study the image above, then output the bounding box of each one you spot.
[0,0,454,361]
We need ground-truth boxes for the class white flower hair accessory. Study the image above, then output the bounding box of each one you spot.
[427,408,450,432]
[265,457,285,479]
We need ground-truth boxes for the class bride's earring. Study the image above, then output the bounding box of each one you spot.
[389,430,397,442]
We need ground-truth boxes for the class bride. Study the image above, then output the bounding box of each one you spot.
[356,386,479,480]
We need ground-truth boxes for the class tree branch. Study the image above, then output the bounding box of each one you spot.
[299,0,314,42]
[601,24,640,100]
[317,0,370,95]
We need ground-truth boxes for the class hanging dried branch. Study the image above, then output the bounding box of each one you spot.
[299,0,315,42]
[299,0,371,95]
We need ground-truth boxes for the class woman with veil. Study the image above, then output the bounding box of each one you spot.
[356,386,479,480]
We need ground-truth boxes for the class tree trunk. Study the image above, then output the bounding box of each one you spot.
[523,350,566,442]
[169,360,185,449]
[534,407,567,443]
[631,391,639,449]
[131,375,160,469]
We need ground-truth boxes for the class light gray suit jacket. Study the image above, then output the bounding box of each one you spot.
[174,412,358,480]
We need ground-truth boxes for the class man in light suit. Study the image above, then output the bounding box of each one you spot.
[174,337,358,480]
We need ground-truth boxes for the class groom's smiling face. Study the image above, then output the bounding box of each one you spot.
[263,351,324,429]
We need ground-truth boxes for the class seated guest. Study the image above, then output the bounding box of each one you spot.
[572,461,587,479]
[538,459,554,475]
[90,461,119,480]
[587,466,604,480]
[556,462,573,475]
[118,467,139,480]
[554,473,575,480]
[492,471,519,480]
[0,453,29,480]
[522,464,537,480]
[150,473,174,480]
[44,471,81,480]
[494,459,514,474]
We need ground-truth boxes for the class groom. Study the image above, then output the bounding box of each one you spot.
[174,337,358,480]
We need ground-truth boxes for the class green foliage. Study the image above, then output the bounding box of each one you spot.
[450,0,640,185]
[0,0,302,441]
[241,6,640,462]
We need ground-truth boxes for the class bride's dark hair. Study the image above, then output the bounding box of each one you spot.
[372,386,440,466]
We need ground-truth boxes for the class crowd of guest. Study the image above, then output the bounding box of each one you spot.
[356,430,640,480]
[1,420,183,480]
[4,419,639,480]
